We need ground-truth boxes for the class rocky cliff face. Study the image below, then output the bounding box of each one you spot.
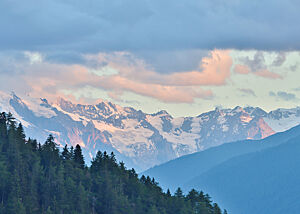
[1,91,300,171]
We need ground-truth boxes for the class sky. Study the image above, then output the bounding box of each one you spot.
[1,0,300,117]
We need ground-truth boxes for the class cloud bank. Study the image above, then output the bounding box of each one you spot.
[0,1,299,113]
[0,50,234,103]
[269,91,297,101]
[1,0,300,55]
[234,52,282,79]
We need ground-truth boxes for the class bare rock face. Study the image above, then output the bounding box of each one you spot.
[1,91,300,171]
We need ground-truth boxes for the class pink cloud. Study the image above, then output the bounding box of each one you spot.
[20,63,102,103]
[255,69,282,79]
[165,50,233,86]
[89,50,232,102]
[71,50,231,103]
[87,50,233,87]
[2,50,232,104]
[234,64,250,74]
[97,76,213,103]
[15,61,213,103]
[234,64,282,79]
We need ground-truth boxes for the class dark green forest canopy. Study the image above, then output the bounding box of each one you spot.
[0,112,226,214]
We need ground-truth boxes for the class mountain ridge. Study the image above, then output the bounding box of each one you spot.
[144,123,300,191]
[1,91,300,171]
[183,127,300,214]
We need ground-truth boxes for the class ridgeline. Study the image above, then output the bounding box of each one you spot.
[0,112,226,214]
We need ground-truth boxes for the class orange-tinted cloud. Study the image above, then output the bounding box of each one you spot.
[98,75,213,103]
[164,50,232,86]
[87,50,232,102]
[234,64,250,74]
[255,69,282,79]
[2,50,232,104]
[86,50,233,87]
[233,51,283,79]
[21,63,102,103]
[13,59,214,103]
[234,64,282,79]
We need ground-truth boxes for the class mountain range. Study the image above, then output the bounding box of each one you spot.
[144,123,300,214]
[187,128,300,214]
[144,121,300,188]
[1,91,300,171]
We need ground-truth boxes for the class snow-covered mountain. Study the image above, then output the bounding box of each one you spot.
[1,91,300,171]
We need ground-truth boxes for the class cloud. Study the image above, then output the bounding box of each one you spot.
[0,52,103,102]
[97,76,213,103]
[1,0,300,56]
[164,50,232,86]
[87,50,232,86]
[0,50,232,103]
[290,63,298,72]
[255,69,282,79]
[131,49,209,74]
[272,52,286,66]
[242,52,267,72]
[269,91,276,97]
[238,88,256,97]
[269,91,297,101]
[234,52,282,79]
[84,50,231,102]
[24,52,43,64]
[234,64,250,74]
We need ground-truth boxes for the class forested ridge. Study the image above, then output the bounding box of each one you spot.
[0,112,226,214]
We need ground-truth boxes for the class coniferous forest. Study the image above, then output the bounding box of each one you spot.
[0,112,226,214]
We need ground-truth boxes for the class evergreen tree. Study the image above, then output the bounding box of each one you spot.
[16,123,26,143]
[0,112,8,152]
[174,187,184,198]
[166,189,171,197]
[0,112,227,214]
[147,205,160,214]
[213,203,222,214]
[73,144,85,169]
[62,145,72,160]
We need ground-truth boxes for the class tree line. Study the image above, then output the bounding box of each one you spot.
[0,112,227,214]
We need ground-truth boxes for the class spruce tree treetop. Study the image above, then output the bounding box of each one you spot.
[0,112,228,214]
[74,144,85,169]
[62,145,72,160]
[174,187,184,198]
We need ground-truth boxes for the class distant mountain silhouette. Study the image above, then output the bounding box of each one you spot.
[2,91,300,171]
[145,124,300,214]
[145,124,300,191]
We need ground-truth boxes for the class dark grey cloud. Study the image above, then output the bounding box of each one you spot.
[238,88,256,97]
[45,51,86,65]
[1,0,300,57]
[272,52,287,67]
[240,51,267,72]
[133,49,209,73]
[269,91,297,101]
[290,63,299,72]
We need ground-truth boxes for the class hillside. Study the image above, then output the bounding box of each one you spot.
[185,133,300,214]
[0,112,226,214]
[144,124,300,191]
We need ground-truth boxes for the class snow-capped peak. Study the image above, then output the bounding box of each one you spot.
[2,91,300,171]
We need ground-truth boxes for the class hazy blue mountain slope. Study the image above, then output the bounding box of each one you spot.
[144,124,300,191]
[185,135,300,214]
[2,91,300,171]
